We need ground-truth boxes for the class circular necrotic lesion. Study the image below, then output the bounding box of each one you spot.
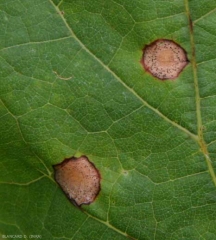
[53,156,101,206]
[142,39,189,80]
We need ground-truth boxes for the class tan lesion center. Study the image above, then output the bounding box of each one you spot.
[156,49,175,66]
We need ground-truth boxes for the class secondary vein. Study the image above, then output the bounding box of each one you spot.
[49,0,198,142]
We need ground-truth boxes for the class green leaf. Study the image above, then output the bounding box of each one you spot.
[1,0,216,239]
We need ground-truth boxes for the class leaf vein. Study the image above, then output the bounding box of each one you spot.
[49,0,198,143]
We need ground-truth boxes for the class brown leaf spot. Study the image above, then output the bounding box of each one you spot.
[53,156,101,206]
[141,39,189,80]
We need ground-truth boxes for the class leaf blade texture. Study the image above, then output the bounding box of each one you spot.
[0,0,216,239]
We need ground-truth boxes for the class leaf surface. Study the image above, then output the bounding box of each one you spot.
[1,0,216,239]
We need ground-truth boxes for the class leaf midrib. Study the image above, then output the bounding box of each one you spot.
[185,0,216,186]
